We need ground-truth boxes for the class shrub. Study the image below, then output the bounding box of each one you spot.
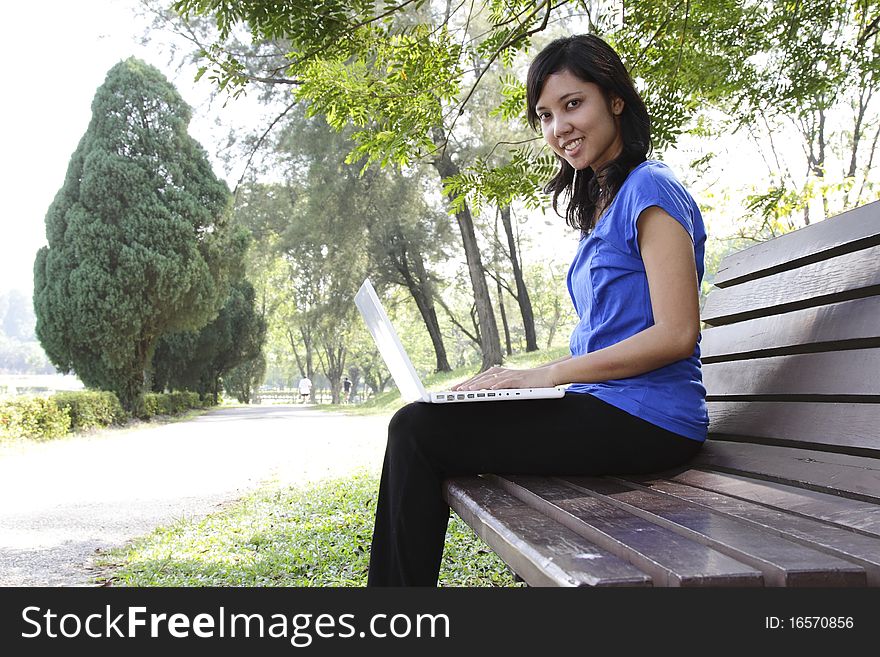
[51,390,127,431]
[0,396,71,441]
[168,391,202,414]
[140,391,204,419]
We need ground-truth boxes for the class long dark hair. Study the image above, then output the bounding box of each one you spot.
[526,34,652,236]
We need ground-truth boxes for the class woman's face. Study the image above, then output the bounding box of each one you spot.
[535,69,623,172]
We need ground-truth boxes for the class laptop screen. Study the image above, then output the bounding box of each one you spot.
[354,279,429,403]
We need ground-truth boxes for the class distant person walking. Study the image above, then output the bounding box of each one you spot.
[343,376,352,403]
[298,376,312,404]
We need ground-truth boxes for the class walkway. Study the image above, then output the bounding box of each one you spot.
[0,405,391,586]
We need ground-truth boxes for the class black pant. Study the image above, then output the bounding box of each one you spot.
[366,392,703,586]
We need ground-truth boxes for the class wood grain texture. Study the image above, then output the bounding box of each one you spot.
[702,348,880,398]
[707,401,880,452]
[702,243,880,326]
[713,200,880,288]
[691,440,880,503]
[653,469,880,538]
[555,475,865,586]
[618,474,880,585]
[442,476,651,586]
[700,296,880,361]
[492,475,763,587]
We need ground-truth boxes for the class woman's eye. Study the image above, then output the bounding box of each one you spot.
[538,112,551,121]
[568,99,580,108]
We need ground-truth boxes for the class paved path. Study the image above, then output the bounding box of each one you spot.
[0,405,391,587]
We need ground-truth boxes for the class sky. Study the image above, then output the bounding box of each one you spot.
[0,0,259,297]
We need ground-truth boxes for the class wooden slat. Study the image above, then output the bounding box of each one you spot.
[708,401,880,452]
[491,475,763,587]
[618,474,880,585]
[656,469,880,538]
[554,476,866,586]
[442,477,652,586]
[713,201,880,288]
[702,349,880,399]
[691,440,880,504]
[701,296,880,361]
[702,243,880,326]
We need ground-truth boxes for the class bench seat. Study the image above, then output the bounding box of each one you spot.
[443,200,880,587]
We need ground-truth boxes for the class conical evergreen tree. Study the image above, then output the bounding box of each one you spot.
[33,57,248,413]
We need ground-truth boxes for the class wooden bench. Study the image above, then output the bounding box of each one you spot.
[442,200,880,587]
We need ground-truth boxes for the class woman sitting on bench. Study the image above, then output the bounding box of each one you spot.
[367,34,710,586]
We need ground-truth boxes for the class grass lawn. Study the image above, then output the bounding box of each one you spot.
[96,470,522,587]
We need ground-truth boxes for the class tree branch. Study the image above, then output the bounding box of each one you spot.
[435,295,480,346]
[854,121,880,204]
[441,0,555,151]
[233,100,299,195]
[483,265,515,298]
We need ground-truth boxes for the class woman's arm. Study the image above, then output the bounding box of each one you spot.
[451,355,571,391]
[549,205,700,385]
[455,206,700,391]
[535,354,573,369]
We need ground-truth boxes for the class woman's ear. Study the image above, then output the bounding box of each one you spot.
[611,95,624,116]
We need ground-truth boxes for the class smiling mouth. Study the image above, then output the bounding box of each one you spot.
[562,137,583,152]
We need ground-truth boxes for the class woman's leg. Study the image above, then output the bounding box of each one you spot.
[366,393,702,586]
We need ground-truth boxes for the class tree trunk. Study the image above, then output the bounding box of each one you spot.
[289,324,317,400]
[120,340,150,415]
[347,365,360,403]
[364,210,451,373]
[319,339,346,404]
[432,128,502,371]
[496,276,512,356]
[500,205,538,351]
[300,326,317,403]
[395,242,451,372]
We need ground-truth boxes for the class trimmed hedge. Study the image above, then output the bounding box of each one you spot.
[141,391,204,419]
[52,390,127,431]
[1,390,210,442]
[0,396,71,441]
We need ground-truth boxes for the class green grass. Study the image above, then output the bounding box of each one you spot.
[95,470,523,587]
[326,345,571,416]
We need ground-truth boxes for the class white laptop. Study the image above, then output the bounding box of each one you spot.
[354,278,567,404]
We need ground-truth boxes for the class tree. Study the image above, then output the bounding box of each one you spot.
[358,167,455,372]
[524,261,578,349]
[0,289,35,341]
[234,105,457,378]
[717,0,880,232]
[33,58,248,412]
[224,352,267,403]
[152,278,267,403]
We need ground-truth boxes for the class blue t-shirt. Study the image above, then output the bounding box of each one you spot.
[565,160,709,442]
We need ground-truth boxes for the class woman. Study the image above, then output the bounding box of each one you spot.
[367,34,708,586]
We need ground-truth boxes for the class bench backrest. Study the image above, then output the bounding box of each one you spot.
[700,200,880,457]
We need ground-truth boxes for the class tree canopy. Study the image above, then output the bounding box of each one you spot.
[151,0,878,382]
[172,0,878,217]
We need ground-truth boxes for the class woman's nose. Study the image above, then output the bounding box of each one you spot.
[553,117,572,137]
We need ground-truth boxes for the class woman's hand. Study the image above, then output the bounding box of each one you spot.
[450,365,558,391]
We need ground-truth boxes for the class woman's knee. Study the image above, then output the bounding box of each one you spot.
[387,402,436,455]
[388,400,428,433]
